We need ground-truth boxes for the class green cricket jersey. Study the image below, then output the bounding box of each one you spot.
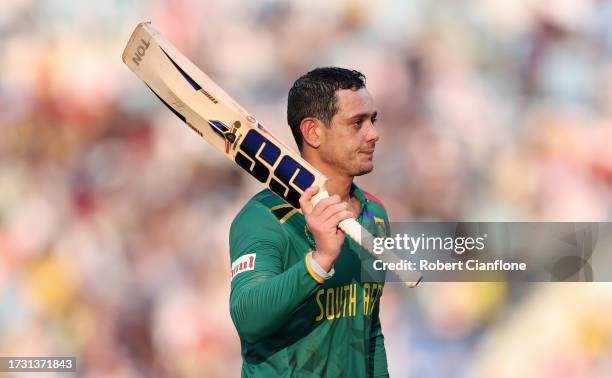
[229,183,391,378]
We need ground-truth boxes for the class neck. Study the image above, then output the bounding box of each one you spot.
[324,172,353,202]
[303,149,353,202]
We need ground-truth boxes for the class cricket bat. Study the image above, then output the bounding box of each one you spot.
[122,22,421,285]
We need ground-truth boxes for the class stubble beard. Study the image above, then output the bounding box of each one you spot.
[342,155,374,177]
[320,147,374,177]
[352,163,374,177]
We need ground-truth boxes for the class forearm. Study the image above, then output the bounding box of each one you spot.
[230,257,319,342]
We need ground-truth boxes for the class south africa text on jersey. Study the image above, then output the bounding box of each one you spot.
[314,283,383,321]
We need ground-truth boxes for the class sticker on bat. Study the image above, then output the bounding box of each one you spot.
[225,121,241,153]
[235,129,315,207]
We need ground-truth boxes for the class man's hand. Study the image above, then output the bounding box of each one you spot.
[299,186,353,273]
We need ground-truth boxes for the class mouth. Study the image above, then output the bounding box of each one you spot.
[359,149,375,156]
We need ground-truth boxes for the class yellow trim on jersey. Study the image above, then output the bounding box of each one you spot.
[271,203,292,211]
[305,252,325,284]
[279,209,298,224]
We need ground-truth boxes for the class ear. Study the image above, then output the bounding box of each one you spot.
[299,118,323,149]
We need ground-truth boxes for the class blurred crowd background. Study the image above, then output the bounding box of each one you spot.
[1,0,612,377]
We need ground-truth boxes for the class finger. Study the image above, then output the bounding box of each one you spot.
[312,195,342,217]
[335,227,346,242]
[319,202,350,222]
[324,210,354,229]
[299,186,319,215]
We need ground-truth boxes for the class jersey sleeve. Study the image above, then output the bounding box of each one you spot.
[229,203,321,343]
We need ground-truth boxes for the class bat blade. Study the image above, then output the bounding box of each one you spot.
[122,22,326,209]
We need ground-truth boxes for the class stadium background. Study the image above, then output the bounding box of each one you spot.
[1,0,612,376]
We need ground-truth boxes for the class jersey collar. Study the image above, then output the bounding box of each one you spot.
[350,182,375,222]
[350,182,367,206]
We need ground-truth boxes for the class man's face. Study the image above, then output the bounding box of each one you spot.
[318,88,379,177]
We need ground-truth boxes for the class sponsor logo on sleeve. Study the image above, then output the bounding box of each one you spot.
[231,253,256,278]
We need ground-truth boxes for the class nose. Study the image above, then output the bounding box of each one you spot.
[365,120,379,144]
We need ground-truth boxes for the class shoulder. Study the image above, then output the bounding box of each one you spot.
[361,188,390,225]
[359,187,388,214]
[231,190,284,227]
[229,190,292,260]
[362,190,385,208]
[230,190,293,242]
[358,188,391,238]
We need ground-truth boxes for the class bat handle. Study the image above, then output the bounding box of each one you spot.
[311,188,330,205]
[339,218,364,246]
